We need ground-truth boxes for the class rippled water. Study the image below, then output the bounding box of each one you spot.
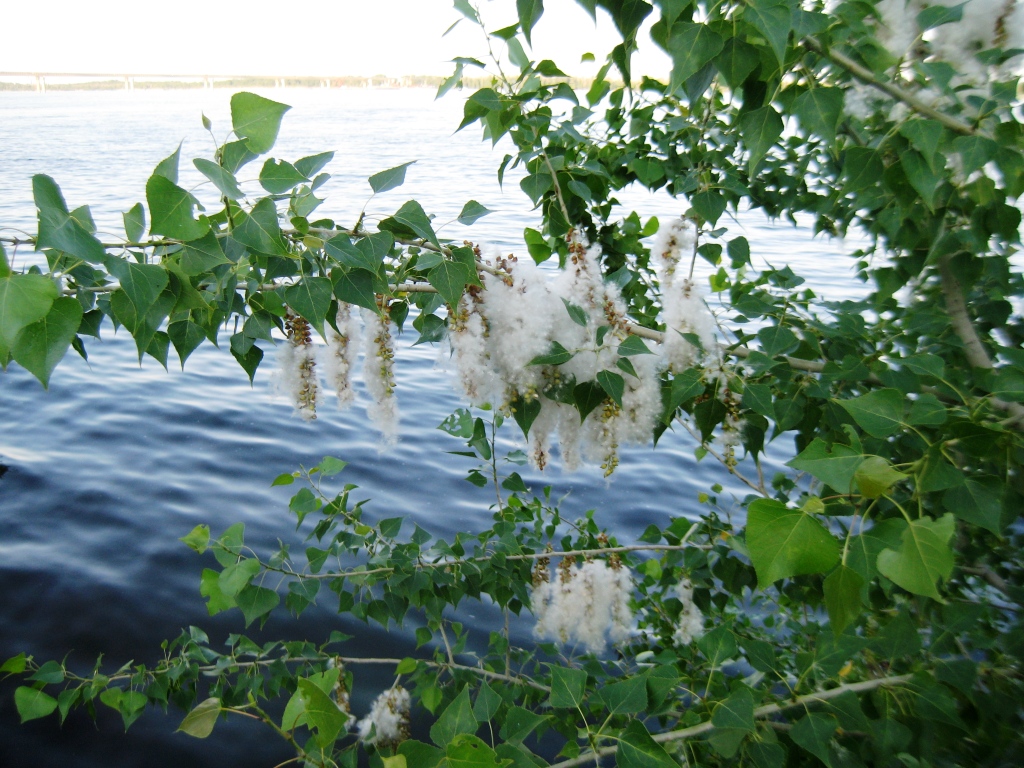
[0,88,864,767]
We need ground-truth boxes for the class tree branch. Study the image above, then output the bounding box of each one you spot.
[801,37,977,137]
[548,673,913,768]
[939,255,1024,426]
[288,542,711,581]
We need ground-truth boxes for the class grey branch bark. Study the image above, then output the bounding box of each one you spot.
[548,674,913,768]
[940,255,1024,426]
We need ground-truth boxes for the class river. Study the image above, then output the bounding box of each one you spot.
[0,86,863,767]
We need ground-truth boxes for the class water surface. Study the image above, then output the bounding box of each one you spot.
[0,87,864,767]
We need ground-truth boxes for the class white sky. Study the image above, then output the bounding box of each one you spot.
[1,0,670,79]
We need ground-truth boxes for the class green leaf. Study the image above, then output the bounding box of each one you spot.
[617,335,653,356]
[146,174,210,241]
[847,518,906,586]
[877,514,956,600]
[665,23,724,91]
[153,144,181,183]
[236,584,280,626]
[523,227,552,264]
[297,678,349,748]
[332,268,379,314]
[510,394,542,437]
[33,175,105,263]
[234,198,285,255]
[745,741,787,768]
[838,389,905,438]
[715,38,760,88]
[15,687,58,723]
[561,297,589,326]
[786,440,867,495]
[104,257,169,340]
[520,173,553,205]
[385,200,440,249]
[528,340,573,366]
[177,697,222,738]
[953,135,997,177]
[123,203,146,243]
[708,687,756,758]
[430,686,477,747]
[790,713,837,765]
[900,120,945,168]
[907,393,947,426]
[616,719,678,768]
[218,557,261,597]
[0,273,58,358]
[325,234,377,273]
[179,524,210,554]
[516,0,544,45]
[259,158,308,194]
[744,0,792,66]
[757,324,797,357]
[662,369,704,423]
[917,1,964,30]
[454,0,480,22]
[697,625,738,667]
[597,370,625,406]
[319,456,347,476]
[498,706,547,743]
[598,675,647,716]
[369,161,416,194]
[179,231,230,277]
[472,682,502,723]
[219,140,258,174]
[194,158,244,200]
[457,200,492,225]
[844,148,884,191]
[746,498,840,587]
[11,296,82,388]
[901,150,942,209]
[231,92,290,154]
[854,455,906,499]
[292,152,332,179]
[1,653,27,674]
[549,665,587,709]
[691,189,726,224]
[739,106,784,175]
[27,661,65,685]
[200,568,236,614]
[943,476,1003,534]
[573,380,607,421]
[824,565,864,635]
[283,277,333,339]
[428,260,473,308]
[793,87,843,143]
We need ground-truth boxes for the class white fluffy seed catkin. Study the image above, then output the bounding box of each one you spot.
[531,559,635,654]
[274,311,320,421]
[362,305,399,446]
[356,686,410,750]
[323,302,361,410]
[672,579,705,647]
[449,287,500,406]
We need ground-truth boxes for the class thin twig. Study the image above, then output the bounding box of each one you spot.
[939,254,1024,426]
[291,543,712,581]
[548,673,914,768]
[676,417,766,496]
[542,150,573,224]
[802,37,977,137]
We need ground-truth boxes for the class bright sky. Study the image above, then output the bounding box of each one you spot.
[2,0,670,79]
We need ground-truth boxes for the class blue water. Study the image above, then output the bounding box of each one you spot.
[0,88,863,767]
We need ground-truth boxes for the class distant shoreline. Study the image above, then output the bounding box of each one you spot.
[0,75,465,92]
